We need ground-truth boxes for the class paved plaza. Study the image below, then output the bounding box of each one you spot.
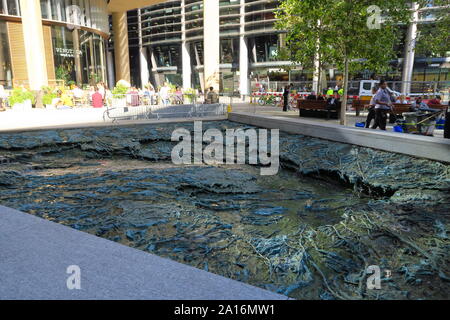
[0,102,445,139]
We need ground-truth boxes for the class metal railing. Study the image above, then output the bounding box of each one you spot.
[252,80,450,96]
[103,100,227,123]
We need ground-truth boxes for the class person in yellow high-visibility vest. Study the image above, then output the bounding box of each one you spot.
[338,88,344,97]
[326,88,334,97]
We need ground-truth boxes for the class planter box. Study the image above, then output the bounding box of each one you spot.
[12,100,32,111]
[112,97,126,108]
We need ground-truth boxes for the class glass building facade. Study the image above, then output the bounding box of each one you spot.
[113,0,449,94]
[0,20,12,87]
[0,0,109,88]
[113,0,287,91]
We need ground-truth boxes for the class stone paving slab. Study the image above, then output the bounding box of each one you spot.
[0,206,288,300]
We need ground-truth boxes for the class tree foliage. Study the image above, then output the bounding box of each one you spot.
[415,0,450,57]
[276,0,415,74]
[275,0,449,124]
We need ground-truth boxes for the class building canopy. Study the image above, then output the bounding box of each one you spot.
[107,0,166,13]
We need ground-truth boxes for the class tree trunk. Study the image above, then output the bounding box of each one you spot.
[340,57,349,126]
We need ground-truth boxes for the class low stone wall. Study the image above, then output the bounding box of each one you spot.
[229,112,450,163]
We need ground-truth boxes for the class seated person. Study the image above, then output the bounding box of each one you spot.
[206,87,219,104]
[174,86,184,104]
[395,95,409,104]
[317,94,326,101]
[128,87,140,107]
[306,92,317,100]
[428,95,442,106]
[411,97,440,112]
[325,93,341,120]
[72,85,84,99]
[55,90,73,109]
[92,87,104,108]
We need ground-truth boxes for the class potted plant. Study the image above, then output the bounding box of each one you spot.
[42,91,58,109]
[184,88,197,104]
[8,88,35,111]
[111,82,129,108]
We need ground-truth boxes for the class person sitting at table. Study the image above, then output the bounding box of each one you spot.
[307,91,317,100]
[174,86,184,105]
[206,87,219,104]
[55,90,73,109]
[428,95,442,106]
[395,95,408,104]
[92,87,104,108]
[72,85,84,106]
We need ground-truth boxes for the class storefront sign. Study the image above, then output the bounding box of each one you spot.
[55,48,82,58]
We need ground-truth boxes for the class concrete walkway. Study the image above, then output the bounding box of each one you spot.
[231,103,447,139]
[0,106,228,133]
[0,102,445,139]
[0,206,288,300]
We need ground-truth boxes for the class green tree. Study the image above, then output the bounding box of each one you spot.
[276,0,446,125]
[414,1,450,57]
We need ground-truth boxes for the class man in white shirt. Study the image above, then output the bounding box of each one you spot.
[72,85,83,98]
[159,83,171,107]
[372,80,394,130]
[0,85,7,110]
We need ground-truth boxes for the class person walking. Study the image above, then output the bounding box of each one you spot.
[444,100,449,139]
[283,85,290,112]
[365,87,378,128]
[372,80,393,131]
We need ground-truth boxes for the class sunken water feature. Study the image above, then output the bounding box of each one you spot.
[0,121,449,300]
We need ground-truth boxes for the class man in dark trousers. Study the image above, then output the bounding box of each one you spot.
[445,100,450,139]
[326,93,341,120]
[372,80,393,131]
[365,87,378,128]
[283,85,290,112]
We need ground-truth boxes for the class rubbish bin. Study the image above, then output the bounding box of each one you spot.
[417,113,438,136]
[402,112,439,136]
[402,112,420,134]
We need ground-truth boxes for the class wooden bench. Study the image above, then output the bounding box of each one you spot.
[426,104,448,111]
[392,104,413,116]
[392,104,447,116]
[298,99,341,119]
